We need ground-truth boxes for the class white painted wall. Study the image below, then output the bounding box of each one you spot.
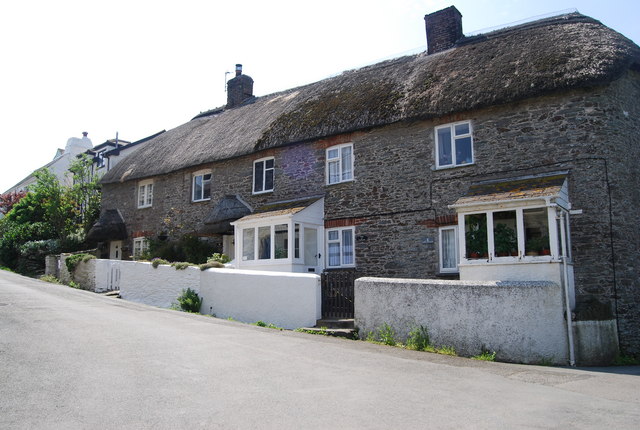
[116,261,200,308]
[355,277,569,364]
[200,268,321,329]
[460,261,575,308]
[92,260,321,329]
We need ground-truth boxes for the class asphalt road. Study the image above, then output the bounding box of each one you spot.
[1,270,639,429]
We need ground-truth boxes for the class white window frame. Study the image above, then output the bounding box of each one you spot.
[192,170,212,202]
[326,143,354,185]
[252,157,275,194]
[438,226,459,273]
[435,121,474,169]
[132,237,149,258]
[96,151,106,169]
[458,204,565,264]
[326,226,355,268]
[137,179,154,208]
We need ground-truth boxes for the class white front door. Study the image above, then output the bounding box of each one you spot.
[109,240,122,260]
[304,227,319,273]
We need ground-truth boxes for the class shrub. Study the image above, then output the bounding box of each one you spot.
[171,262,192,270]
[151,258,169,268]
[176,288,202,313]
[406,325,430,351]
[65,253,96,273]
[39,274,61,284]
[378,323,397,346]
[199,261,224,271]
[472,350,497,361]
[208,253,231,264]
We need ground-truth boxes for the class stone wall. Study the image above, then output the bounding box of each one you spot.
[355,277,570,364]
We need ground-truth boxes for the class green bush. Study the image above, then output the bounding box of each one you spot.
[176,288,202,313]
[171,262,192,270]
[199,261,224,271]
[39,274,61,284]
[148,235,216,264]
[65,253,96,273]
[208,253,231,264]
[151,258,169,268]
[406,325,430,351]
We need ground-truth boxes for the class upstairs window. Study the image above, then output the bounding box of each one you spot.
[137,179,154,208]
[192,171,212,202]
[96,151,106,168]
[253,157,274,194]
[435,121,473,168]
[326,143,353,185]
[326,227,355,268]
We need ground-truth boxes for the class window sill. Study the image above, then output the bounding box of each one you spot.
[252,189,274,195]
[432,162,475,171]
[137,205,152,209]
[326,178,355,186]
[460,256,561,266]
[192,198,211,203]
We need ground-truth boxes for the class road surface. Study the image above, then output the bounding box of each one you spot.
[1,270,639,429]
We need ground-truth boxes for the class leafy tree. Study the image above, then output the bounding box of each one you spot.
[67,154,101,234]
[0,190,27,215]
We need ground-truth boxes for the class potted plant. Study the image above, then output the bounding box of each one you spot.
[494,224,517,257]
[526,236,550,256]
[465,215,488,259]
[539,236,551,255]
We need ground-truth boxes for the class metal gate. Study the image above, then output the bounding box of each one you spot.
[321,270,357,319]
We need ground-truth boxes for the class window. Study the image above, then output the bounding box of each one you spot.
[96,151,105,168]
[137,179,154,208]
[461,206,560,261]
[132,237,149,258]
[435,121,473,168]
[192,171,212,202]
[242,224,290,261]
[439,226,459,273]
[326,143,353,185]
[253,158,274,194]
[326,227,355,267]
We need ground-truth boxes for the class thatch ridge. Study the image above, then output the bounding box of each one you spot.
[102,13,640,184]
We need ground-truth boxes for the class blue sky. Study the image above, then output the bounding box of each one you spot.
[0,0,637,192]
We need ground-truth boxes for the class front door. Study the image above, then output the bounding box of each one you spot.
[304,227,319,273]
[109,240,122,260]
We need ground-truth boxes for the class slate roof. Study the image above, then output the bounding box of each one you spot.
[101,12,640,185]
[451,174,567,207]
[233,197,322,223]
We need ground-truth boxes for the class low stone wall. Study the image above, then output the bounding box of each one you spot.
[200,269,321,329]
[355,277,569,364]
[59,254,97,291]
[114,261,201,308]
[92,260,321,329]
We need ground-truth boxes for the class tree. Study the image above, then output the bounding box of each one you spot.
[0,190,27,215]
[67,154,101,234]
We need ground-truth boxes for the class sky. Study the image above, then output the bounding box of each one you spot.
[0,0,638,192]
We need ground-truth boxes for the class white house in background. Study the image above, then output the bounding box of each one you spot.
[4,132,94,194]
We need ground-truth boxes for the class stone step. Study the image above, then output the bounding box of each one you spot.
[315,318,355,329]
[299,327,356,339]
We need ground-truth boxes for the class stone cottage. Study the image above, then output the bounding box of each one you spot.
[93,7,640,356]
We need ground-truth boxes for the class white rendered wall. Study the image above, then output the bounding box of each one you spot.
[200,268,321,329]
[460,261,575,308]
[93,260,321,329]
[355,277,569,364]
[116,261,200,308]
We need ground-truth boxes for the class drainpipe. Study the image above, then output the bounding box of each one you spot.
[559,209,576,366]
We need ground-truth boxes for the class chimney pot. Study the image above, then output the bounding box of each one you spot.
[235,64,242,76]
[424,6,463,55]
[82,131,88,137]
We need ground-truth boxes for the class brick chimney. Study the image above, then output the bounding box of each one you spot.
[424,6,463,55]
[226,64,254,109]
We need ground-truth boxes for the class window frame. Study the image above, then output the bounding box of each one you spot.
[438,226,459,273]
[325,226,356,268]
[137,179,154,209]
[132,237,149,259]
[252,157,275,194]
[326,143,354,185]
[192,170,212,202]
[435,121,474,169]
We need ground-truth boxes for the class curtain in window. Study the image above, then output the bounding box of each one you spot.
[328,243,340,267]
[328,160,340,184]
[341,146,352,181]
[342,229,353,265]
[441,229,456,269]
[258,226,271,259]
[242,228,255,260]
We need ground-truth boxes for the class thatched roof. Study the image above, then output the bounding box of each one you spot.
[86,209,127,241]
[102,13,640,185]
